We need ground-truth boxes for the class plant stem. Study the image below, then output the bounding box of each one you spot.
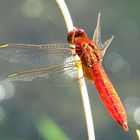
[56,0,96,139]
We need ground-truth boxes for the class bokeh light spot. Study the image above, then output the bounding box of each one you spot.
[124,97,140,118]
[0,80,15,101]
[104,52,131,79]
[0,85,6,101]
[134,107,140,124]
[22,0,44,18]
[111,56,124,73]
[105,52,124,72]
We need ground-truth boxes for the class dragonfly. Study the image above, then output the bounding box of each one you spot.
[0,13,128,131]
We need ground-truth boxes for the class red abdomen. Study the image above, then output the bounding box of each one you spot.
[91,63,128,131]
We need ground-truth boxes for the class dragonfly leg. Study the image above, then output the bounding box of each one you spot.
[76,75,84,81]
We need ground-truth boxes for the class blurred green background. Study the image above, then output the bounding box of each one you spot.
[0,0,140,140]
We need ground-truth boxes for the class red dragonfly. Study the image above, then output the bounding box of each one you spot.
[0,14,128,131]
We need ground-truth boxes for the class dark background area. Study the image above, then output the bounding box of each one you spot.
[0,0,140,140]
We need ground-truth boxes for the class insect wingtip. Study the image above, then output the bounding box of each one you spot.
[0,44,9,48]
[8,73,18,78]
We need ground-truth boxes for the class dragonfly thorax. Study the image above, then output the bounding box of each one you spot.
[67,28,102,67]
[75,37,102,68]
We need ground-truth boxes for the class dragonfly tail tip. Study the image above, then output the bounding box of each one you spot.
[122,122,129,132]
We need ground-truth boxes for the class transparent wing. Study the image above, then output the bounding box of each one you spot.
[0,43,83,82]
[0,43,75,67]
[7,60,82,82]
[93,13,103,50]
[93,13,114,58]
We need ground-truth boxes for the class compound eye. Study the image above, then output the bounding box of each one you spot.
[77,29,87,37]
[67,30,75,44]
[67,28,87,44]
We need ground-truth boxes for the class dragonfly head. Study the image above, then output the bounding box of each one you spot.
[67,28,87,44]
